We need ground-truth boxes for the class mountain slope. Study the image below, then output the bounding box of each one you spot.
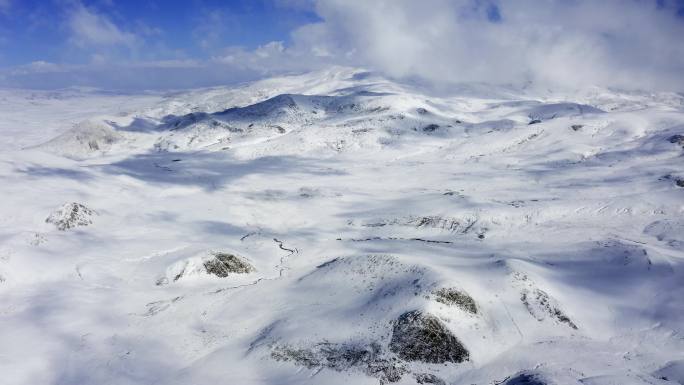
[1,68,684,385]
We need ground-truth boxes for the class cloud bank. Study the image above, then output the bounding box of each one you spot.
[298,0,684,91]
[1,0,683,91]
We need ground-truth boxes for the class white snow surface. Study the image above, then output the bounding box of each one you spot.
[1,67,684,385]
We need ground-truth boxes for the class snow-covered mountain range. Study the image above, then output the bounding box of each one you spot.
[1,67,684,385]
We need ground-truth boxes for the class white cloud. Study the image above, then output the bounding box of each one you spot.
[289,0,684,91]
[192,8,241,51]
[67,3,138,48]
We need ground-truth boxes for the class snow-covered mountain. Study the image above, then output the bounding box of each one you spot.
[1,67,684,385]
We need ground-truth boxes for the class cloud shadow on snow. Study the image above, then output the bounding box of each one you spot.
[99,150,346,191]
[16,165,95,181]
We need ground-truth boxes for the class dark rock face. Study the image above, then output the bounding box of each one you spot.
[45,202,96,231]
[409,215,478,234]
[422,124,440,132]
[414,373,446,384]
[662,174,684,187]
[505,371,547,385]
[528,119,542,125]
[166,112,210,130]
[203,253,255,277]
[272,342,406,384]
[271,125,286,133]
[571,124,584,131]
[521,288,578,330]
[389,310,469,364]
[433,288,478,314]
[220,94,299,118]
[668,134,684,145]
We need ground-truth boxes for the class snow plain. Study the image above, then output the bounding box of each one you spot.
[1,67,684,385]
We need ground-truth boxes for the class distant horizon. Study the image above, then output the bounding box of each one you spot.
[1,0,684,91]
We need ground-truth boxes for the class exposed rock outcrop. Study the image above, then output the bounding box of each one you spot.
[521,288,578,330]
[422,124,440,132]
[414,373,446,384]
[389,310,469,364]
[159,251,256,284]
[668,134,684,146]
[272,342,406,384]
[45,202,96,231]
[504,371,548,385]
[203,252,255,277]
[433,288,477,314]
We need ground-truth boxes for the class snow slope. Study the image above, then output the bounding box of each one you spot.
[1,67,684,385]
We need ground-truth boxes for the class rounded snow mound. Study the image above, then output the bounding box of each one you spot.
[37,120,124,158]
[298,254,432,298]
[644,219,684,248]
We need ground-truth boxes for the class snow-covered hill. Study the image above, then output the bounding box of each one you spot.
[1,67,684,385]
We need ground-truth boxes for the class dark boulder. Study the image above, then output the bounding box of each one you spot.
[668,134,684,145]
[203,253,255,277]
[422,124,440,132]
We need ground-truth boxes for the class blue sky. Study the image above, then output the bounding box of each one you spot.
[0,0,683,91]
[0,0,321,67]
